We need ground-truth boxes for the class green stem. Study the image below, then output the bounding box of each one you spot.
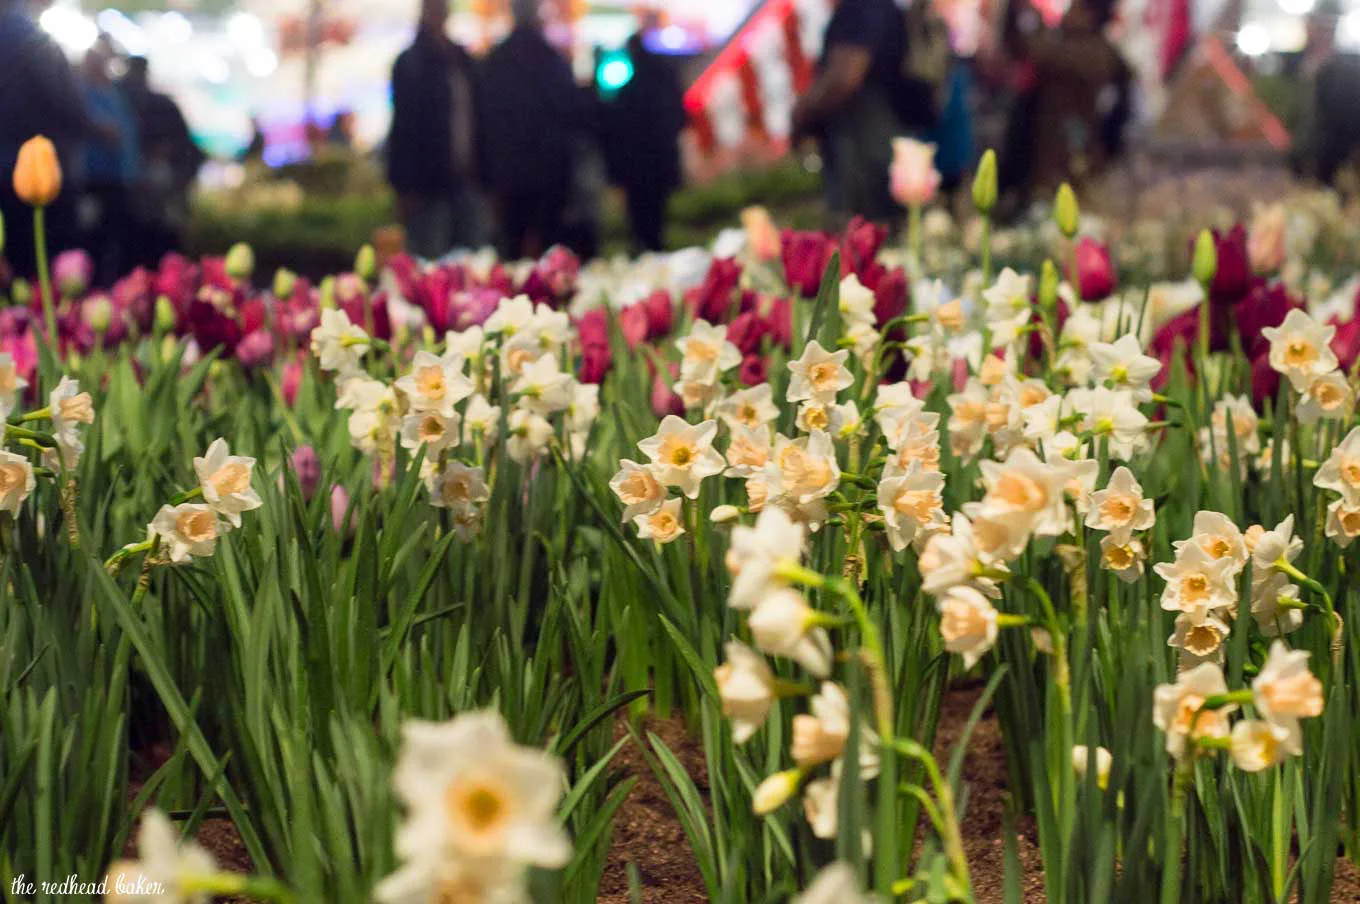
[182,872,297,904]
[1161,761,1193,904]
[896,739,973,899]
[5,424,57,447]
[168,486,205,506]
[34,205,56,341]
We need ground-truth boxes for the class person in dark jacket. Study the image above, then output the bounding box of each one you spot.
[387,0,485,258]
[602,25,687,252]
[480,0,591,260]
[0,0,88,278]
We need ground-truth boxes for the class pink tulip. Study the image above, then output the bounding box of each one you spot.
[330,484,354,536]
[740,206,781,261]
[1074,238,1116,301]
[890,138,941,207]
[53,249,93,298]
[235,329,274,368]
[1248,204,1286,276]
[289,445,321,501]
[281,356,304,407]
[650,363,683,417]
[619,303,649,350]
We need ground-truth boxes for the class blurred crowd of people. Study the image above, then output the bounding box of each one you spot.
[387,0,686,262]
[0,0,201,282]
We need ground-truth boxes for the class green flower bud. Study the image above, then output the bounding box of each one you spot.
[10,278,32,305]
[972,149,998,215]
[83,296,113,333]
[1192,229,1218,287]
[1039,259,1059,311]
[354,244,377,281]
[154,295,176,332]
[1054,183,1079,238]
[273,267,298,299]
[319,275,336,310]
[224,242,255,281]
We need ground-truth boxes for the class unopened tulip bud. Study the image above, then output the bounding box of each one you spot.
[154,295,176,332]
[972,149,997,215]
[752,768,803,815]
[83,295,112,333]
[354,244,377,281]
[319,275,336,310]
[1193,229,1218,288]
[1039,259,1059,312]
[13,135,62,207]
[224,242,255,281]
[11,278,32,305]
[1054,183,1079,238]
[710,504,741,523]
[273,267,297,299]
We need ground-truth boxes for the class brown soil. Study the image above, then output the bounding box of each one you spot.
[932,683,1046,904]
[597,716,711,903]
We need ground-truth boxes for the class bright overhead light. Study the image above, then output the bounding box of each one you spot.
[159,11,193,43]
[1278,0,1315,15]
[227,12,264,48]
[198,54,230,85]
[39,5,98,54]
[1340,11,1360,49]
[246,48,278,78]
[1236,22,1270,56]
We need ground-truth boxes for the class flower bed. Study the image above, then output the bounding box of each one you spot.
[4,138,1360,903]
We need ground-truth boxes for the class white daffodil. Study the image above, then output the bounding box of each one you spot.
[1230,720,1292,772]
[565,383,600,458]
[1152,662,1233,760]
[1252,641,1324,754]
[509,355,573,416]
[716,384,779,430]
[877,461,946,552]
[791,682,879,775]
[0,450,35,515]
[976,447,1069,540]
[1326,496,1360,548]
[1100,534,1146,583]
[1297,370,1354,424]
[1174,511,1249,573]
[1088,334,1162,402]
[192,439,262,528]
[396,350,473,417]
[675,320,741,384]
[1251,515,1303,589]
[609,459,666,522]
[0,352,29,419]
[341,378,400,456]
[724,424,771,478]
[726,506,805,610]
[444,325,485,363]
[506,406,554,464]
[883,416,942,477]
[499,332,546,378]
[637,416,725,499]
[1206,395,1261,456]
[528,302,571,352]
[838,273,877,326]
[1315,426,1360,502]
[149,503,221,564]
[981,267,1033,347]
[946,378,989,460]
[633,497,686,544]
[383,711,570,883]
[748,588,833,676]
[1066,386,1149,460]
[426,462,490,514]
[1085,466,1155,542]
[845,320,881,369]
[1154,543,1238,621]
[401,411,461,456]
[1261,308,1337,391]
[103,809,216,904]
[919,512,1009,599]
[793,862,872,904]
[462,395,501,445]
[787,340,853,404]
[482,294,535,337]
[714,641,775,743]
[48,376,94,468]
[766,431,841,519]
[1250,576,1305,638]
[310,308,370,374]
[1169,610,1231,665]
[937,585,1000,668]
[802,768,841,840]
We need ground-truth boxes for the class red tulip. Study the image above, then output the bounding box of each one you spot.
[780,229,835,298]
[1074,238,1116,301]
[739,353,768,386]
[684,258,741,323]
[619,303,648,350]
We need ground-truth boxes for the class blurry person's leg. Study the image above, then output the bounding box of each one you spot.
[403,196,452,259]
[626,185,667,252]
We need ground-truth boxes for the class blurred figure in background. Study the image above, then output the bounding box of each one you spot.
[387,0,486,258]
[1296,3,1360,186]
[999,0,1130,207]
[78,36,139,285]
[602,15,687,252]
[0,0,88,278]
[481,0,592,259]
[792,0,943,225]
[120,56,203,266]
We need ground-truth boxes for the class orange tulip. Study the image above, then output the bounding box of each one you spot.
[13,135,62,207]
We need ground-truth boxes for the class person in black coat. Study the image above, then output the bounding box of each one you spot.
[387,0,485,257]
[480,0,591,260]
[602,27,687,252]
